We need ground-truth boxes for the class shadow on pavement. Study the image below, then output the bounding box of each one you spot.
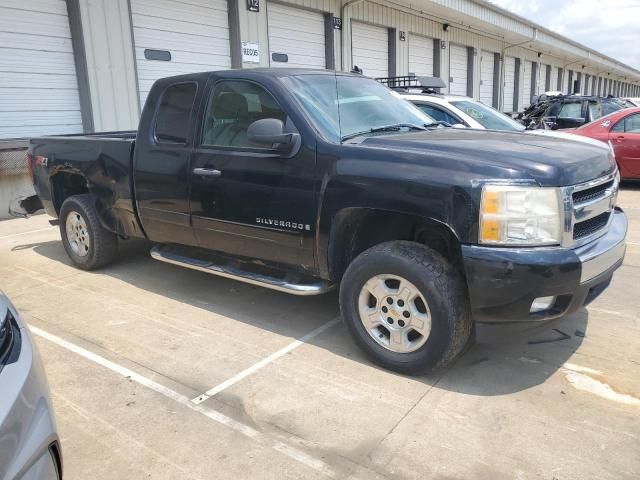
[19,237,587,396]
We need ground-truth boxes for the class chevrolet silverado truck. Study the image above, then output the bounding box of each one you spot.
[18,69,627,374]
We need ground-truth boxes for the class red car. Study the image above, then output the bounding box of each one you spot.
[570,107,640,179]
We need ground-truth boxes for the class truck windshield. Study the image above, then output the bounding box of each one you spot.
[281,74,434,142]
[449,100,525,132]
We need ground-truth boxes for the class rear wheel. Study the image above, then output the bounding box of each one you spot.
[339,241,472,375]
[59,194,118,270]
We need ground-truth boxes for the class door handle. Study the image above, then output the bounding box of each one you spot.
[193,167,222,177]
[615,136,625,142]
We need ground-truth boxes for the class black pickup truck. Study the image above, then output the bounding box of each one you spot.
[18,69,627,374]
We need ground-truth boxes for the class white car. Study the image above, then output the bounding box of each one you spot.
[623,98,640,107]
[399,90,608,148]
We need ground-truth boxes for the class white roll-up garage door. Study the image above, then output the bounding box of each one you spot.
[584,76,591,95]
[351,22,388,78]
[408,34,433,77]
[536,64,546,95]
[521,60,532,109]
[502,56,516,112]
[268,3,326,69]
[479,51,495,105]
[130,0,231,108]
[0,0,83,138]
[449,44,468,95]
[550,66,559,92]
[585,75,591,95]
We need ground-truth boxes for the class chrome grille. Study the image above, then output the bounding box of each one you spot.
[573,212,610,240]
[572,180,614,204]
[561,171,619,248]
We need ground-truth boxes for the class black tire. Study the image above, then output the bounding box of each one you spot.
[339,241,473,375]
[59,194,118,270]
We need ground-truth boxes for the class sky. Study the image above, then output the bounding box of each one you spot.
[488,0,640,70]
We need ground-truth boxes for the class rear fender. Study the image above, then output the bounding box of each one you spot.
[49,171,124,237]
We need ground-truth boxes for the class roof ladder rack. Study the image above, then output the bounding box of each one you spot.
[376,75,446,94]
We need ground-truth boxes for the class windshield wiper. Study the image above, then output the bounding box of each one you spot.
[423,121,453,128]
[370,123,427,133]
[341,123,427,141]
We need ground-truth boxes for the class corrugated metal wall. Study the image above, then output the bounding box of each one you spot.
[6,0,640,138]
[78,0,139,131]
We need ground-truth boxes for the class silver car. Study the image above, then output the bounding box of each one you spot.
[0,293,61,479]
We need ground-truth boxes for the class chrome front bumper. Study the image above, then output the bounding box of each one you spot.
[576,208,627,283]
[462,207,627,323]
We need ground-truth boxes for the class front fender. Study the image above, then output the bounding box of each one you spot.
[315,170,474,279]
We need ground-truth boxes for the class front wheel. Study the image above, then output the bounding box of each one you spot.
[59,194,118,270]
[339,241,473,375]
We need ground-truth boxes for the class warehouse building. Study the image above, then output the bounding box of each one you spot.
[2,0,640,139]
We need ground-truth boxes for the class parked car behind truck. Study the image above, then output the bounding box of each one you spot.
[0,292,62,480]
[516,93,623,130]
[568,107,640,179]
[17,69,627,374]
[376,76,613,149]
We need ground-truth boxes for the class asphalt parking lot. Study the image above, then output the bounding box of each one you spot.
[1,186,639,480]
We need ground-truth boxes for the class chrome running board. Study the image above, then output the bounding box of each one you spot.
[150,245,334,296]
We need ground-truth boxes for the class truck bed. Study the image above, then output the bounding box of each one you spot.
[39,130,137,140]
[30,132,141,239]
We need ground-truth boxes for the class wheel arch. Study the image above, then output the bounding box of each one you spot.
[326,207,464,283]
[52,171,123,237]
[50,171,89,215]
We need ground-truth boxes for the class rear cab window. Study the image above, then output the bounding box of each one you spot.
[154,82,198,144]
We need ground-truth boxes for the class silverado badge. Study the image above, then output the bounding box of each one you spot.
[256,218,311,231]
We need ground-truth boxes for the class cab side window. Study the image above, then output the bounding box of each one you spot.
[415,104,461,126]
[624,113,640,133]
[557,102,583,119]
[202,81,287,148]
[155,82,197,144]
[611,120,625,133]
[587,101,600,121]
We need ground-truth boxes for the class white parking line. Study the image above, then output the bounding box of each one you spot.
[30,325,338,478]
[0,226,53,239]
[191,318,340,404]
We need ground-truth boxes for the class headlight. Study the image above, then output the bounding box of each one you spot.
[479,185,562,246]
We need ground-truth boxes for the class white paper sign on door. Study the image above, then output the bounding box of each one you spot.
[242,42,260,63]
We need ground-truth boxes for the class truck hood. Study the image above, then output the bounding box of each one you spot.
[359,128,615,186]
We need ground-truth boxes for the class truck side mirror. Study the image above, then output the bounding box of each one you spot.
[247,118,299,154]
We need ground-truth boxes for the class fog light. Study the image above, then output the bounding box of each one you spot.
[530,296,556,313]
